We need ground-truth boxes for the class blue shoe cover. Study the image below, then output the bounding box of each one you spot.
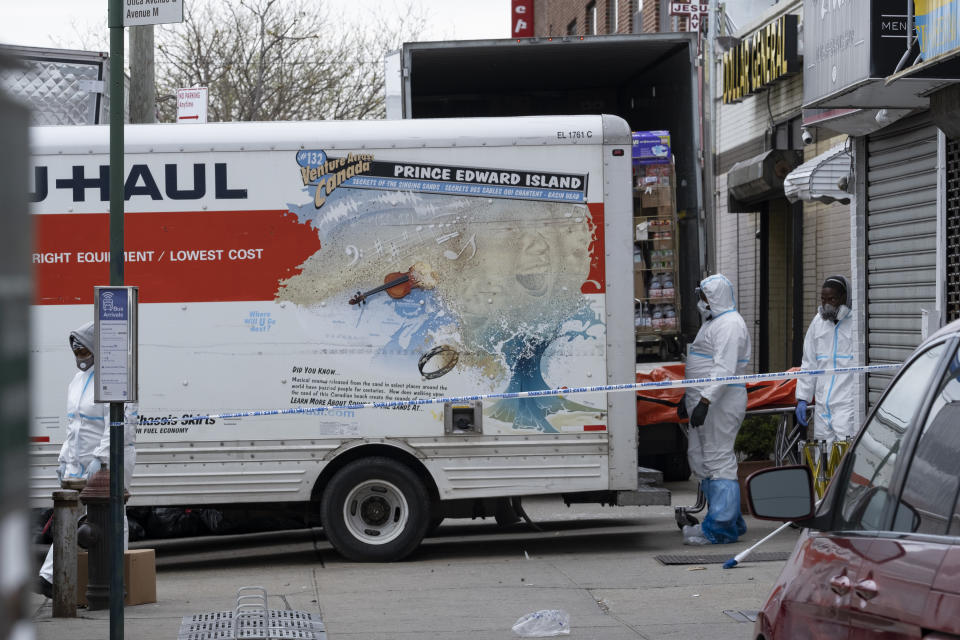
[701,478,746,544]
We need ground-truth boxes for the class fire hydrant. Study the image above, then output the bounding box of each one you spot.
[78,468,127,610]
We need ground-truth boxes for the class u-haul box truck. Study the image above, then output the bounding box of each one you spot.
[29,115,668,561]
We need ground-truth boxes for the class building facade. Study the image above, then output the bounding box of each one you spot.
[716,1,855,378]
[532,0,641,36]
[801,0,960,412]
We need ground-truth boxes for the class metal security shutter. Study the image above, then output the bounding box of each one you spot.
[865,114,939,404]
[947,138,960,323]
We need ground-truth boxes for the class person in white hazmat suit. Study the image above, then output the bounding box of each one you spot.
[677,274,751,545]
[795,275,856,442]
[36,321,137,598]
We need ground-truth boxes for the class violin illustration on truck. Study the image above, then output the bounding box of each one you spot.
[348,262,436,305]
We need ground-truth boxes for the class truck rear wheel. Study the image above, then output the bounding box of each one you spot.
[320,457,430,562]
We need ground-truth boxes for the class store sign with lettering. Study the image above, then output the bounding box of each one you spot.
[669,2,709,32]
[915,0,960,60]
[512,0,534,37]
[722,14,800,104]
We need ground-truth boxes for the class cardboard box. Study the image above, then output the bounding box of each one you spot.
[633,263,646,300]
[126,549,157,606]
[640,185,672,209]
[631,130,672,166]
[77,549,156,606]
[645,164,673,179]
[643,164,673,186]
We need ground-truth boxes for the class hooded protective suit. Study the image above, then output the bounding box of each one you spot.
[683,274,751,544]
[40,321,137,585]
[795,275,855,441]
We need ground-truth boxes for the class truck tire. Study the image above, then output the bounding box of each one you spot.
[320,457,430,562]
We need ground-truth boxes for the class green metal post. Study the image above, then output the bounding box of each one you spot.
[108,0,125,637]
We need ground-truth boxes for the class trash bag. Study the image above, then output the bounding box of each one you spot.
[127,517,147,542]
[199,507,307,535]
[199,508,243,535]
[126,506,151,541]
[682,524,710,546]
[33,508,54,544]
[512,610,571,637]
[146,507,207,539]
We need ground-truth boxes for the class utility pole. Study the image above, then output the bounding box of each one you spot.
[703,0,719,274]
[129,26,156,123]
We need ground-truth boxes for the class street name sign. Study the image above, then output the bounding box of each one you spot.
[123,0,184,27]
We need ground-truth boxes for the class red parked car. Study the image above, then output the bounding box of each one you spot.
[746,320,960,639]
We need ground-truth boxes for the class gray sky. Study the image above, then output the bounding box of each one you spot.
[0,0,512,49]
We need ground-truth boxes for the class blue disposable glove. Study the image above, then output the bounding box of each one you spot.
[56,462,66,483]
[85,458,102,479]
[795,400,809,427]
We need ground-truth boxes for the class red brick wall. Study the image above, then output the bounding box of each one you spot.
[533,0,645,36]
[641,0,660,32]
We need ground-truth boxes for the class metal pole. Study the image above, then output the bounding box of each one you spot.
[108,0,125,637]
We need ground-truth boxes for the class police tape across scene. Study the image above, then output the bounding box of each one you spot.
[128,363,903,427]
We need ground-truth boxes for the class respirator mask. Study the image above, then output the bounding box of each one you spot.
[819,304,838,323]
[71,337,94,371]
[695,288,712,321]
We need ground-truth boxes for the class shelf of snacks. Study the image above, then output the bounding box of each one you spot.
[631,135,680,340]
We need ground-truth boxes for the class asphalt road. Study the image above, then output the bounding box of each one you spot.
[29,479,801,639]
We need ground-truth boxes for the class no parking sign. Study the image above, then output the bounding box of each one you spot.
[177,87,208,124]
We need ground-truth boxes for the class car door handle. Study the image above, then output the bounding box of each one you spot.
[854,578,878,600]
[829,574,851,595]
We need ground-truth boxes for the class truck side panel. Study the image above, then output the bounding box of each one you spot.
[602,115,639,490]
[29,117,636,507]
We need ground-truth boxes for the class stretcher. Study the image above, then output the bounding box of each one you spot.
[635,364,809,528]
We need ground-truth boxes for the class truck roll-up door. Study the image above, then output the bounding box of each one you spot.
[865,113,938,405]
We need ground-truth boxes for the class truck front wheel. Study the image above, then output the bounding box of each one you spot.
[320,457,430,562]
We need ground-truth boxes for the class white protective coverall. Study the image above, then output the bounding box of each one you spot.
[683,274,751,544]
[40,321,137,584]
[795,275,855,441]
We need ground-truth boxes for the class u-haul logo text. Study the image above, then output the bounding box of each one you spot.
[29,163,248,203]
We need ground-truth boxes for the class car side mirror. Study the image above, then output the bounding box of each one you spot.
[746,465,816,521]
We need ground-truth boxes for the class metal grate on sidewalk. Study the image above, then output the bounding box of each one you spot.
[655,551,790,565]
[178,587,326,640]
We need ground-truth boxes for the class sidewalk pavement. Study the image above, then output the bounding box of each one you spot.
[28,480,801,639]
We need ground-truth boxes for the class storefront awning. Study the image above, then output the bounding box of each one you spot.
[783,144,852,205]
[726,149,801,209]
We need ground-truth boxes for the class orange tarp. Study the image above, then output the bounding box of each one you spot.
[636,364,800,426]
